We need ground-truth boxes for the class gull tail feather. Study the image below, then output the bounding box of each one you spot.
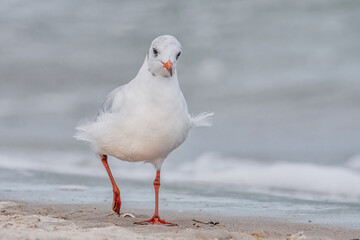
[191,112,214,127]
[74,122,101,153]
[74,120,95,143]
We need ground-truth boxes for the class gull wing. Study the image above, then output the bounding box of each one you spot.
[97,86,124,118]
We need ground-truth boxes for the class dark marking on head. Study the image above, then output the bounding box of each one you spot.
[148,68,156,76]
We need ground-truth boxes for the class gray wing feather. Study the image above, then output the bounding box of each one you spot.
[97,86,124,118]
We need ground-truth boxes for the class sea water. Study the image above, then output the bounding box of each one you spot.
[0,0,359,229]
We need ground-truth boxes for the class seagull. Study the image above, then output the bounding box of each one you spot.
[75,35,213,226]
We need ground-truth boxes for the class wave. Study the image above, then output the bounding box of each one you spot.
[0,150,359,202]
[170,152,360,202]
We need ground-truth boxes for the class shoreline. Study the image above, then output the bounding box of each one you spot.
[1,200,359,240]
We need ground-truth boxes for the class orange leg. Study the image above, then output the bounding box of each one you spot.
[135,170,177,226]
[100,154,121,214]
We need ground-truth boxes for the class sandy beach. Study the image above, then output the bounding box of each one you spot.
[1,1,360,240]
[0,200,359,240]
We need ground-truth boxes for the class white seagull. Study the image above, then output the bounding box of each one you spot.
[75,35,213,226]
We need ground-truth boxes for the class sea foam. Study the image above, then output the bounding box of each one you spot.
[0,150,359,202]
[169,152,360,202]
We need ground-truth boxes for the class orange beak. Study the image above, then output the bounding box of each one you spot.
[161,60,173,76]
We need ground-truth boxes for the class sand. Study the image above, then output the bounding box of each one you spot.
[0,201,359,240]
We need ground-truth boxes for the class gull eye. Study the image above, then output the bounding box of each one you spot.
[176,51,181,60]
[152,47,158,57]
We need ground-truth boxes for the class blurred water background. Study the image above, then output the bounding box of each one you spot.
[1,0,360,228]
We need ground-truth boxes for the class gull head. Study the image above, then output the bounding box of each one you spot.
[147,35,182,78]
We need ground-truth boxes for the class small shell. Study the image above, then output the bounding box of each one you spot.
[120,213,136,218]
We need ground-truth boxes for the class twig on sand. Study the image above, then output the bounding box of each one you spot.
[192,219,220,226]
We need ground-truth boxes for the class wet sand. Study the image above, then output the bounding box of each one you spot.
[0,201,359,240]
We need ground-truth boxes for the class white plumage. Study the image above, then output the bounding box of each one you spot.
[75,35,213,170]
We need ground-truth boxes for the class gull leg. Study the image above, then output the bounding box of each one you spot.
[135,170,177,226]
[100,154,121,214]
